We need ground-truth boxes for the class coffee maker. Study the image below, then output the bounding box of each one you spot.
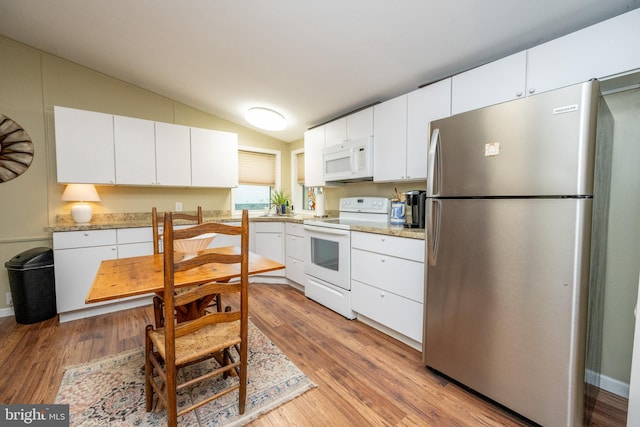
[404,190,426,228]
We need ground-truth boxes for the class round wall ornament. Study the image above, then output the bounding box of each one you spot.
[0,114,34,183]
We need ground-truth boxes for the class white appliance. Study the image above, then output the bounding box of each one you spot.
[304,197,390,319]
[322,136,374,183]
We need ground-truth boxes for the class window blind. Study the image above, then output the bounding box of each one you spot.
[296,152,305,184]
[238,150,276,186]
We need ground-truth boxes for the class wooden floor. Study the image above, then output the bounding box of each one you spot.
[0,283,628,426]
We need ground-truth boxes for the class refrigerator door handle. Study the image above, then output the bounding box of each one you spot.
[427,199,441,265]
[427,128,441,197]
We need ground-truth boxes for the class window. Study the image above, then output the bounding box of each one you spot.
[233,148,280,214]
[291,148,318,213]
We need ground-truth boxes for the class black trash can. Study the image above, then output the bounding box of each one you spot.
[5,247,57,324]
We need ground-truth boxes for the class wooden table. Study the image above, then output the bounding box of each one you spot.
[86,246,285,304]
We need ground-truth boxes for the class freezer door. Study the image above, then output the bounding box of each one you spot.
[427,80,599,198]
[424,198,592,427]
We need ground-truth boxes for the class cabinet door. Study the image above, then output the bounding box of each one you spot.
[324,117,346,147]
[191,127,238,187]
[114,115,156,185]
[526,9,640,95]
[54,106,115,184]
[407,78,451,181]
[254,223,285,277]
[451,51,527,115]
[373,94,408,182]
[155,122,191,186]
[304,126,326,187]
[346,107,374,140]
[54,245,117,312]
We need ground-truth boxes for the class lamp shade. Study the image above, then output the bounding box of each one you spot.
[61,184,101,202]
[61,184,100,224]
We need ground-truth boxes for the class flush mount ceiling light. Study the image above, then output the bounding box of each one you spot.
[244,107,286,131]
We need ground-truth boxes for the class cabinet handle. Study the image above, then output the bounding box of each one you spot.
[83,232,89,237]
[111,246,117,251]
[528,87,536,94]
[380,257,386,263]
[516,91,523,97]
[380,292,385,298]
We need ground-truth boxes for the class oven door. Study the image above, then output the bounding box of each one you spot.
[303,224,350,290]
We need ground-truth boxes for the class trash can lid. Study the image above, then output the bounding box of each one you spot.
[5,247,54,270]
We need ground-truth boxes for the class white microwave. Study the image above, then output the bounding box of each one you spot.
[322,136,374,183]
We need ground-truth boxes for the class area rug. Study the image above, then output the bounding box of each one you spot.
[55,321,316,426]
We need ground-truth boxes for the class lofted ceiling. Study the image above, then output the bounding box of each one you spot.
[1,0,639,142]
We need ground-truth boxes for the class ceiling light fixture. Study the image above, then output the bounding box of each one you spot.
[244,107,286,131]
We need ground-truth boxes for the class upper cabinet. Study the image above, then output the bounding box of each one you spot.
[526,8,640,95]
[191,127,238,188]
[55,106,238,188]
[54,106,115,184]
[114,115,156,185]
[374,78,451,183]
[406,78,452,179]
[373,94,408,182]
[155,122,191,186]
[304,125,326,188]
[451,51,527,115]
[324,106,374,147]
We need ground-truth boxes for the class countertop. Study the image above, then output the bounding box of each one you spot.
[46,211,425,240]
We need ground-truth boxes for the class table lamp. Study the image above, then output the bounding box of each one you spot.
[61,184,101,224]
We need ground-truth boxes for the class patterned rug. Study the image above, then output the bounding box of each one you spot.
[55,322,316,426]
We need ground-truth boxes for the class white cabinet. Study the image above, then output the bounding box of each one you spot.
[304,126,326,187]
[53,230,118,314]
[191,127,238,188]
[324,106,374,147]
[53,227,156,321]
[55,106,238,188]
[407,78,452,180]
[155,122,191,186]
[253,222,285,277]
[526,8,640,96]
[54,106,115,184]
[451,51,527,115]
[351,232,425,343]
[373,94,408,182]
[116,227,154,258]
[374,78,452,182]
[114,115,156,185]
[285,223,305,285]
[114,117,192,186]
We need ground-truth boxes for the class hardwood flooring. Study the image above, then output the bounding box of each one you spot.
[0,283,628,426]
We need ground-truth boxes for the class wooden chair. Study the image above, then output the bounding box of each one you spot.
[145,210,249,425]
[151,206,222,327]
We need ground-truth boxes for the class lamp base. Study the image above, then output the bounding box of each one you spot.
[70,203,93,224]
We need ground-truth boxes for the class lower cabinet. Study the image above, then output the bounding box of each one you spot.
[350,232,425,345]
[53,228,154,322]
[285,223,305,285]
[252,222,285,278]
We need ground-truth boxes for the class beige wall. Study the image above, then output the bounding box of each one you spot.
[0,36,292,310]
[601,88,640,386]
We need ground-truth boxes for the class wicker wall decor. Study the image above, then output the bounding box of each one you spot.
[0,114,34,183]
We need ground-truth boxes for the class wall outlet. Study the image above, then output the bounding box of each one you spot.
[175,202,183,212]
[5,292,12,306]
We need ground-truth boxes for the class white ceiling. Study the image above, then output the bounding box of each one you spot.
[1,1,639,142]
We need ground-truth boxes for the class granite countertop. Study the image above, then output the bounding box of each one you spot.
[46,211,425,240]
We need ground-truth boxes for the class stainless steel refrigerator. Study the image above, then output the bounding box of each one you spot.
[423,80,603,427]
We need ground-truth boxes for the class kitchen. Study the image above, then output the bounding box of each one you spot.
[1,2,640,426]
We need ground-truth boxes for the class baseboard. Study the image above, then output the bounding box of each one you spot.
[586,369,630,398]
[0,306,15,318]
